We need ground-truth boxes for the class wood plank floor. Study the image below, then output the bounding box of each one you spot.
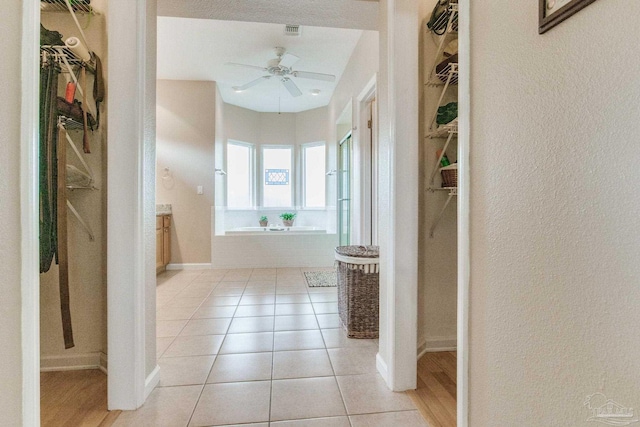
[407,351,457,427]
[41,369,121,427]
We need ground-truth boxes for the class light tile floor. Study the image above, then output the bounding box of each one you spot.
[114,268,428,427]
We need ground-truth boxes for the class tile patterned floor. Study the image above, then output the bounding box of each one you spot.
[114,268,428,427]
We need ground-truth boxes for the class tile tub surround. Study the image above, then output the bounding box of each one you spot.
[114,268,427,426]
[211,234,338,269]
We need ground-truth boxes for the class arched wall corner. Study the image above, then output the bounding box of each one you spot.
[376,0,420,392]
[457,0,470,426]
[107,0,159,410]
[21,0,42,424]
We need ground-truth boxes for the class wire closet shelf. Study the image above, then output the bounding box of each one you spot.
[41,45,89,67]
[40,0,94,14]
[428,2,459,35]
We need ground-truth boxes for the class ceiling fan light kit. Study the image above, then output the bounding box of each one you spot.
[227,47,336,98]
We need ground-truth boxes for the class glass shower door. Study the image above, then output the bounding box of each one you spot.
[338,135,351,246]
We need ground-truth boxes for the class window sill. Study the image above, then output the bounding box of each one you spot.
[220,207,329,212]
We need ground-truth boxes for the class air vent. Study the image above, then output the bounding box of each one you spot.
[284,24,301,36]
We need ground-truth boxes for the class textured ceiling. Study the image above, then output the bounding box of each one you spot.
[157,0,379,31]
[157,18,364,113]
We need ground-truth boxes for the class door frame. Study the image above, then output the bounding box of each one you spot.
[337,132,352,246]
[19,0,158,416]
[355,76,377,245]
[20,0,42,424]
[457,1,471,425]
[20,0,471,422]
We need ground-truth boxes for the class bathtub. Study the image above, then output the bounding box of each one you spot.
[213,226,337,268]
[226,226,326,235]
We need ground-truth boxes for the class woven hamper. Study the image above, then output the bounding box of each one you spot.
[335,245,380,339]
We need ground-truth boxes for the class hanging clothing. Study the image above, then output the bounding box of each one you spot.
[40,49,75,349]
[39,59,59,274]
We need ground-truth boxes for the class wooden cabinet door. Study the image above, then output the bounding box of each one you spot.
[156,228,164,270]
[163,226,171,266]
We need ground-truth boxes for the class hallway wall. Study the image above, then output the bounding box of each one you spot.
[1,0,24,423]
[156,80,216,265]
[469,0,640,424]
[326,30,379,220]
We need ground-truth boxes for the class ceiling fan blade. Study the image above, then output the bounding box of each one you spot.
[281,78,302,97]
[226,62,268,72]
[278,53,299,69]
[292,70,336,82]
[235,76,271,91]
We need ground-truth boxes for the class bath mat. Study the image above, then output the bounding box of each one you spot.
[304,271,337,287]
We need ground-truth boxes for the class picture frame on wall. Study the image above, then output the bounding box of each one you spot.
[539,0,598,33]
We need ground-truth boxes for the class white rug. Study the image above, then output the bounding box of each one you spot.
[304,271,337,287]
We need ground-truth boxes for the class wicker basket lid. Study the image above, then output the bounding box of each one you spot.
[335,245,379,258]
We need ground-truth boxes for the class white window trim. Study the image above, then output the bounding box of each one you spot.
[223,142,329,210]
[260,144,295,208]
[301,141,327,209]
[225,139,256,209]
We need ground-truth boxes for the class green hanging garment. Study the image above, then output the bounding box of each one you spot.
[40,48,75,349]
[39,59,59,274]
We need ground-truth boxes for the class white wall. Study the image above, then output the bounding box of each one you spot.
[158,0,379,31]
[259,113,297,144]
[376,0,420,391]
[144,0,159,383]
[469,0,640,424]
[223,103,327,147]
[156,80,216,264]
[214,84,226,212]
[212,234,337,269]
[1,0,24,423]
[326,31,379,219]
[107,0,159,409]
[297,108,329,145]
[224,103,260,144]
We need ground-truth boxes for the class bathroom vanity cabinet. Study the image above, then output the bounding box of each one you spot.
[156,214,172,273]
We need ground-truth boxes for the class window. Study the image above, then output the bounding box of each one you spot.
[303,143,326,208]
[224,141,327,209]
[226,141,253,208]
[262,146,293,207]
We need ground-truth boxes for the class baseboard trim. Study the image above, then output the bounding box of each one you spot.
[166,263,212,270]
[99,352,108,374]
[41,352,107,372]
[376,353,388,383]
[144,365,161,399]
[417,337,457,359]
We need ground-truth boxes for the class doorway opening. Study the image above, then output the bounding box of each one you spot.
[26,1,468,426]
[150,14,391,427]
[37,2,112,425]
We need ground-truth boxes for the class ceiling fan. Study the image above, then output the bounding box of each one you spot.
[227,47,336,97]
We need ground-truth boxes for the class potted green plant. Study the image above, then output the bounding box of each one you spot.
[259,216,268,227]
[279,212,296,227]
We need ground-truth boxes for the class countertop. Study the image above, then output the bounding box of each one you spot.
[156,204,172,216]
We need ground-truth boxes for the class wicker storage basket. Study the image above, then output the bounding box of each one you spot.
[335,245,380,339]
[440,164,458,188]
